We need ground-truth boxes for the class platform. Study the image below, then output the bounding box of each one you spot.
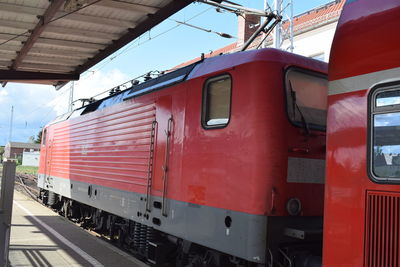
[9,190,148,267]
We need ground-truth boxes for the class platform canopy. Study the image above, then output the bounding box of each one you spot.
[0,0,193,88]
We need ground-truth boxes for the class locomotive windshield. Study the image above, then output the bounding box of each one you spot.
[285,68,328,131]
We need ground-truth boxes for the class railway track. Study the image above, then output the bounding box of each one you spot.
[14,172,39,200]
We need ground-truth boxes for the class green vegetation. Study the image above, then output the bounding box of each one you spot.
[16,155,22,166]
[16,165,38,175]
[35,128,43,144]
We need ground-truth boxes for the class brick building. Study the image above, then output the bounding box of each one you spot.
[3,142,40,160]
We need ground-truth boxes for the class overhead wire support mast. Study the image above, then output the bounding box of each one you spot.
[241,13,281,51]
[197,0,282,51]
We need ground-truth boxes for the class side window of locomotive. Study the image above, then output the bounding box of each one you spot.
[370,86,400,181]
[285,69,328,131]
[42,128,47,145]
[202,75,232,128]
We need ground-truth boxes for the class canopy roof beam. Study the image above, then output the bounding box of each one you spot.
[0,0,195,86]
[0,69,78,82]
[11,0,65,70]
[0,18,120,41]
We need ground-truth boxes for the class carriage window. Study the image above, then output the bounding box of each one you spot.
[202,75,231,128]
[376,90,400,107]
[285,69,328,131]
[371,86,400,181]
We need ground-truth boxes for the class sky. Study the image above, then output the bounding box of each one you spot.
[0,0,333,145]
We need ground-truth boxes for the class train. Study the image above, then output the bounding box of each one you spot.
[324,0,400,266]
[37,0,400,266]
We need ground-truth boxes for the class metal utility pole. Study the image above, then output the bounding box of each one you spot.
[262,0,268,48]
[0,161,16,266]
[288,0,294,52]
[8,106,13,143]
[68,81,74,112]
[273,0,282,49]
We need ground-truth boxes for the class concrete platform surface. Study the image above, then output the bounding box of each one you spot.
[9,190,148,267]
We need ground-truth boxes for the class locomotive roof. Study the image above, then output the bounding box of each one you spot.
[50,48,327,125]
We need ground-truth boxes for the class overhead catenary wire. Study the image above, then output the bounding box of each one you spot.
[2,2,212,143]
[3,2,245,142]
[0,1,103,138]
[78,3,268,103]
[80,0,281,82]
[78,6,214,82]
[12,85,70,122]
[171,20,236,39]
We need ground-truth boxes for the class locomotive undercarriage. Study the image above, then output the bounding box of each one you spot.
[39,189,322,267]
[39,189,261,267]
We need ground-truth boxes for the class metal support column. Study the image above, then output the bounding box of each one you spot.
[68,81,74,112]
[0,161,16,267]
[273,0,282,49]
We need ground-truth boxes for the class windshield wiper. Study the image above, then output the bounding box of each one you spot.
[289,80,310,135]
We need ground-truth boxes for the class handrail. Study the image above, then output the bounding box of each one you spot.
[161,116,173,216]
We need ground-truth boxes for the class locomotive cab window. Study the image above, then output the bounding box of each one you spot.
[202,75,232,128]
[370,85,400,181]
[285,68,328,131]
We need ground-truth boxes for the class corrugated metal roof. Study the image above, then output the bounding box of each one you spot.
[6,141,40,149]
[0,0,193,87]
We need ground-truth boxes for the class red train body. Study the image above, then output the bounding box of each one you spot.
[38,48,327,265]
[37,1,400,266]
[324,0,400,266]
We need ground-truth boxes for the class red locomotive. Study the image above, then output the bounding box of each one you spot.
[38,48,327,266]
[324,0,400,266]
[38,0,400,266]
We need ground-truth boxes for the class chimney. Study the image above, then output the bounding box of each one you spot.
[237,14,260,47]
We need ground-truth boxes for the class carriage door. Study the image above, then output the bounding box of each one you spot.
[42,128,53,189]
[146,96,172,216]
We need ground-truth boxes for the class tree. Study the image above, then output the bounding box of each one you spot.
[35,128,43,144]
[28,136,35,143]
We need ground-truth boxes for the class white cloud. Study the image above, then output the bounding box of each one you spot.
[0,69,130,145]
[0,83,59,145]
[0,89,8,96]
[48,69,130,116]
[0,89,9,105]
[74,69,129,101]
